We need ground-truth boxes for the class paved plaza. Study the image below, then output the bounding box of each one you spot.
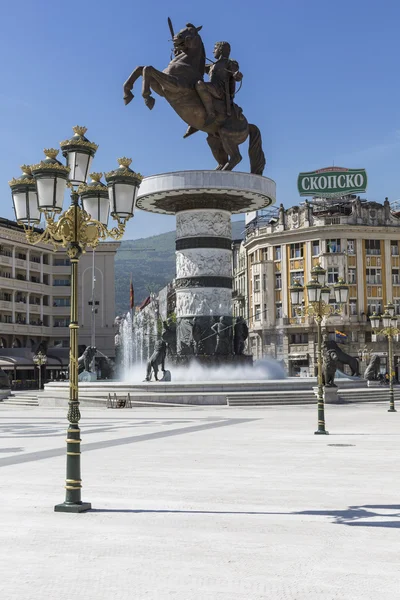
[1,402,399,599]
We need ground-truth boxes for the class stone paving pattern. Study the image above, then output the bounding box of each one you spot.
[0,403,399,599]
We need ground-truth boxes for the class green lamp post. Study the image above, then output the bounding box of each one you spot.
[290,265,349,434]
[9,126,142,512]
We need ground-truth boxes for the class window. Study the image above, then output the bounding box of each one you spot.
[253,275,260,292]
[348,268,356,284]
[290,271,304,286]
[393,269,399,285]
[275,273,282,289]
[290,333,308,344]
[329,299,341,312]
[327,239,341,253]
[249,253,255,264]
[274,246,281,261]
[349,299,357,315]
[365,331,372,343]
[366,268,381,284]
[312,240,320,256]
[347,239,355,255]
[290,243,303,258]
[327,331,336,341]
[261,248,268,261]
[391,241,399,256]
[255,304,261,320]
[275,303,282,319]
[262,273,267,291]
[53,298,71,307]
[327,267,339,284]
[53,279,71,287]
[54,258,71,266]
[367,300,382,316]
[365,239,381,255]
[54,318,70,327]
[394,299,400,315]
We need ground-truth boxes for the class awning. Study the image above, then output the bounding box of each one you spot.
[0,355,68,370]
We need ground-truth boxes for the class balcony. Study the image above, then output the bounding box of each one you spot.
[29,304,41,314]
[29,260,41,272]
[0,322,52,335]
[232,289,245,300]
[0,300,12,310]
[0,255,12,266]
[52,306,71,315]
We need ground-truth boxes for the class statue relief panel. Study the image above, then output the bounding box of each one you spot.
[176,248,232,278]
[176,210,232,239]
[176,287,232,317]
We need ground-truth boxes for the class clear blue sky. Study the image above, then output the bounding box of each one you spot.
[1,0,400,239]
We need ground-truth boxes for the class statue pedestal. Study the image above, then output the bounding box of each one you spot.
[367,380,381,387]
[137,171,276,360]
[323,386,339,404]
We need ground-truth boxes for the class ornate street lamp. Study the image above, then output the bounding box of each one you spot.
[310,263,326,286]
[9,165,41,224]
[292,271,349,435]
[33,351,47,390]
[289,280,304,306]
[371,303,400,412]
[9,126,142,513]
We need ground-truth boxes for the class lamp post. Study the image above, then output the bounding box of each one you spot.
[9,126,142,512]
[33,350,47,390]
[290,265,349,434]
[370,303,399,412]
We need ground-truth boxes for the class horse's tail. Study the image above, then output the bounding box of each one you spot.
[248,124,266,175]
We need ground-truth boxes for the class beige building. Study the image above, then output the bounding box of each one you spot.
[0,217,119,379]
[241,197,400,376]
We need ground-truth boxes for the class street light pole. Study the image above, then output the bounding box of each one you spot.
[290,267,349,435]
[9,127,142,512]
[33,350,47,390]
[370,303,399,413]
[315,314,325,434]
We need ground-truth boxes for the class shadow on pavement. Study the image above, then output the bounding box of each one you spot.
[91,504,400,528]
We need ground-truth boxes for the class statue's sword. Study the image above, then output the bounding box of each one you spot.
[168,17,175,39]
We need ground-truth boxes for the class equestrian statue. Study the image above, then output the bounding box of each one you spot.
[123,20,266,174]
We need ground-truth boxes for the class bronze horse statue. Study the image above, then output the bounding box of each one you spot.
[123,23,266,174]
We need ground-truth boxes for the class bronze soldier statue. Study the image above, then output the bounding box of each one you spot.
[233,316,249,355]
[184,41,243,139]
[211,316,232,355]
[123,21,266,174]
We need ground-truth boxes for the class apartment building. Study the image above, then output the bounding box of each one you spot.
[241,197,400,376]
[0,217,119,379]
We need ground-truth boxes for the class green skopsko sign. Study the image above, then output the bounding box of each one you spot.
[297,167,368,198]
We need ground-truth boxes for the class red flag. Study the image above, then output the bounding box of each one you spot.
[129,279,134,310]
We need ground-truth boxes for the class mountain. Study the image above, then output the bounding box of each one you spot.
[114,219,245,316]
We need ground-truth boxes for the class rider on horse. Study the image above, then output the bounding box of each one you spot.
[184,41,243,139]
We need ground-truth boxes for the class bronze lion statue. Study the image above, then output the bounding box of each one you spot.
[322,349,338,387]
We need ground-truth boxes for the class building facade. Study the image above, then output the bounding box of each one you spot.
[0,218,119,379]
[242,197,400,376]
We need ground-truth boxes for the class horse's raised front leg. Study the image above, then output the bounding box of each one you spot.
[123,66,144,105]
[142,66,179,110]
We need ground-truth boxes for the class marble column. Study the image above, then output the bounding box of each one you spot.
[175,208,233,355]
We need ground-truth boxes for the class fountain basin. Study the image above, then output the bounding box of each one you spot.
[39,377,365,407]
